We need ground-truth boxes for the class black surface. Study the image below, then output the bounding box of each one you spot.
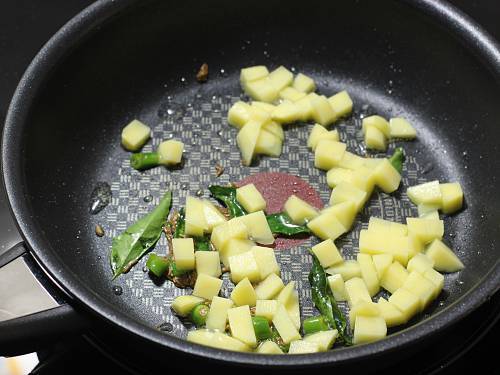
[0,0,499,372]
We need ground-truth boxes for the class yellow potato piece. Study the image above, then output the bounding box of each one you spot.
[195,251,221,277]
[314,140,347,170]
[328,91,353,118]
[362,115,390,138]
[262,121,284,141]
[344,277,371,307]
[423,268,445,299]
[439,182,463,214]
[286,291,301,330]
[376,297,406,328]
[239,211,275,245]
[326,167,354,188]
[255,273,284,300]
[271,101,301,124]
[236,183,267,213]
[326,260,361,281]
[187,329,251,352]
[240,66,269,83]
[388,288,420,323]
[380,262,409,294]
[228,305,257,347]
[237,118,265,166]
[353,315,387,345]
[172,238,195,271]
[272,304,301,344]
[407,180,442,206]
[228,251,260,283]
[121,119,151,151]
[389,117,417,139]
[349,301,380,328]
[256,340,284,354]
[329,182,368,212]
[255,299,278,321]
[402,271,436,311]
[338,151,365,170]
[283,194,319,225]
[158,140,184,165]
[185,196,208,236]
[308,124,340,150]
[368,217,407,236]
[312,239,343,268]
[210,217,249,252]
[279,86,307,102]
[310,94,337,126]
[192,274,223,300]
[288,340,320,354]
[372,254,394,279]
[407,253,435,274]
[321,201,357,230]
[406,218,444,244]
[255,129,282,157]
[328,274,347,301]
[231,277,257,306]
[251,101,276,114]
[275,281,296,306]
[303,330,338,352]
[242,77,279,103]
[202,200,227,232]
[364,124,387,151]
[219,238,254,267]
[268,66,294,92]
[426,239,464,272]
[307,210,347,241]
[171,295,204,317]
[293,73,316,93]
[372,159,401,193]
[227,101,252,129]
[357,253,380,297]
[206,296,234,331]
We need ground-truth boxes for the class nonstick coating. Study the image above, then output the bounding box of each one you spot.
[3,0,500,368]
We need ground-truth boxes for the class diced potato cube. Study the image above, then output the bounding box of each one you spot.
[344,277,372,307]
[328,91,353,118]
[286,291,301,330]
[211,216,250,252]
[349,301,380,328]
[236,183,267,213]
[388,288,420,322]
[426,239,464,272]
[376,297,406,327]
[408,233,425,258]
[328,274,347,301]
[255,129,282,157]
[252,245,280,280]
[228,305,257,347]
[423,268,445,299]
[402,271,436,311]
[206,296,234,331]
[308,124,340,151]
[288,340,320,354]
[420,211,439,220]
[372,159,401,193]
[157,140,184,165]
[357,253,380,296]
[255,299,278,321]
[227,101,252,129]
[172,238,195,270]
[192,274,223,300]
[242,77,279,103]
[272,304,301,344]
[228,251,260,283]
[279,86,307,102]
[359,229,388,255]
[362,115,390,138]
[121,119,151,151]
[327,167,354,188]
[368,217,408,236]
[237,118,266,166]
[312,239,343,268]
[276,281,296,306]
[303,330,338,351]
[326,260,361,280]
[262,121,284,141]
[389,117,417,139]
[388,236,410,266]
[407,180,442,206]
[380,262,409,293]
[231,278,257,306]
[353,316,387,344]
[307,210,347,241]
[239,211,274,245]
[255,273,285,300]
[314,140,347,170]
[372,254,394,279]
[338,152,366,170]
[329,182,368,212]
[364,124,387,151]
[187,329,251,352]
[283,195,319,225]
[202,200,226,232]
[310,94,337,126]
[251,101,276,113]
[439,183,463,214]
[271,101,301,124]
[185,196,208,236]
[171,295,204,316]
[418,203,441,217]
[290,95,312,122]
[195,251,221,277]
[240,66,269,83]
[268,66,294,92]
[293,73,316,93]
[406,218,444,244]
[256,340,284,354]
[407,253,435,274]
[350,166,376,195]
[219,238,254,267]
[321,201,357,230]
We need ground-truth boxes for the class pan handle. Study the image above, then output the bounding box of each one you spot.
[0,242,89,356]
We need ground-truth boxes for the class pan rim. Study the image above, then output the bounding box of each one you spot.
[2,0,500,367]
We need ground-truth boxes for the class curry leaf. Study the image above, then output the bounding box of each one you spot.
[208,185,247,218]
[110,191,172,279]
[266,212,311,236]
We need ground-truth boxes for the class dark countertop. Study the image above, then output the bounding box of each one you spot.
[0,1,498,373]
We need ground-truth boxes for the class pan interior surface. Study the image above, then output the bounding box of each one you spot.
[6,0,500,365]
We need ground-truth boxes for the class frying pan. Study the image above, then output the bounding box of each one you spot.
[1,0,500,371]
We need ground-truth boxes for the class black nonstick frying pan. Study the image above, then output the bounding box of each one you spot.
[1,0,500,372]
